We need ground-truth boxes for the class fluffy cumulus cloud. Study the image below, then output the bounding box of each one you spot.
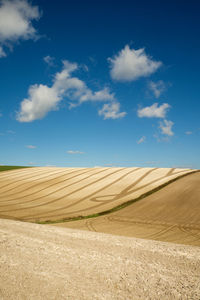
[137,136,146,144]
[148,80,166,98]
[17,60,124,122]
[108,45,162,81]
[98,102,126,120]
[159,120,174,136]
[137,103,170,118]
[0,0,41,57]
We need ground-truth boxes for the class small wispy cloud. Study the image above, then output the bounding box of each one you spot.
[43,55,55,67]
[145,161,160,165]
[108,45,162,82]
[185,131,192,135]
[137,136,146,144]
[26,145,36,149]
[137,103,170,118]
[148,80,166,98]
[81,64,89,72]
[0,46,6,58]
[7,130,15,134]
[159,119,174,136]
[67,150,85,154]
[98,102,126,119]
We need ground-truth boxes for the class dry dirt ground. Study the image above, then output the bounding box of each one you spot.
[0,167,193,222]
[0,218,200,300]
[56,172,200,246]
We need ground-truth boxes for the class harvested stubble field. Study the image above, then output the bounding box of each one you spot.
[60,171,200,246]
[0,166,200,299]
[0,167,194,223]
[0,166,199,245]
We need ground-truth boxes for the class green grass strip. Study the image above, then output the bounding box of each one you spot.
[0,165,32,172]
[36,170,199,225]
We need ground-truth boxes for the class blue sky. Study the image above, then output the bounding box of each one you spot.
[0,0,199,168]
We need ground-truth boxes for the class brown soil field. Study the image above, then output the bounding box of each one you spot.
[0,218,200,300]
[0,167,194,223]
[56,172,200,246]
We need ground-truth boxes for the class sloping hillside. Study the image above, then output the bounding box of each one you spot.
[57,172,200,246]
[0,218,200,300]
[0,167,193,222]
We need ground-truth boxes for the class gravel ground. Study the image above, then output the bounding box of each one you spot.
[0,218,200,300]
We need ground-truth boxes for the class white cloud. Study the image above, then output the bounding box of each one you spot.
[0,45,6,57]
[148,80,166,98]
[137,103,170,118]
[7,130,15,134]
[43,55,55,66]
[0,0,41,57]
[185,131,192,135]
[108,45,162,81]
[159,119,174,136]
[98,102,126,119]
[67,150,84,154]
[81,64,89,72]
[26,145,36,149]
[137,136,146,144]
[17,60,121,122]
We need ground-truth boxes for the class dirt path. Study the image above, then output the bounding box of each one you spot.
[0,218,200,300]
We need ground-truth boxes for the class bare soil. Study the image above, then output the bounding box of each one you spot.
[55,172,200,246]
[0,218,200,300]
[0,167,193,222]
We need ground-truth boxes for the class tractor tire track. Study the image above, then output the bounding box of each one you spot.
[23,168,141,221]
[21,167,130,220]
[0,168,78,197]
[0,168,69,191]
[0,168,112,213]
[0,168,106,207]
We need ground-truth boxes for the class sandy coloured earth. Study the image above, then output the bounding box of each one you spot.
[0,167,200,299]
[0,218,200,300]
[0,167,194,222]
[56,172,200,246]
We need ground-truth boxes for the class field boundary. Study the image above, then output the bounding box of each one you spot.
[36,170,199,225]
[0,166,32,173]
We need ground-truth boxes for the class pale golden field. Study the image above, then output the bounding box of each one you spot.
[0,167,200,299]
[0,166,194,223]
[60,172,200,246]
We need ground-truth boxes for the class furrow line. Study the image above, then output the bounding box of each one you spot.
[21,167,130,220]
[0,168,104,206]
[0,168,111,212]
[0,168,86,199]
[23,167,140,221]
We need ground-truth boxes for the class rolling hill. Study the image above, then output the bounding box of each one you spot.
[0,166,194,224]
